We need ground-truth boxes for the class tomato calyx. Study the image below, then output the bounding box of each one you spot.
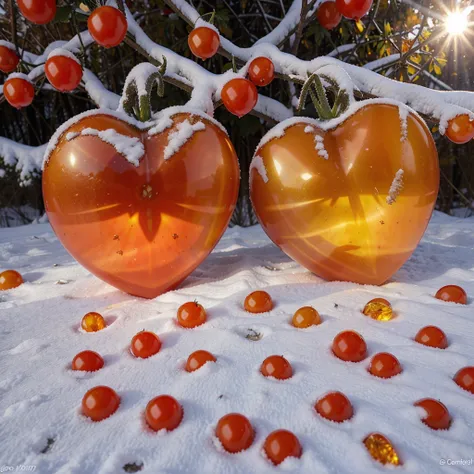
[120,61,167,122]
[297,72,351,120]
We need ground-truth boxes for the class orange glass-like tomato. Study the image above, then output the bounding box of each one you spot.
[185,350,216,372]
[45,55,83,92]
[130,331,161,358]
[177,301,207,328]
[362,298,393,321]
[0,269,23,290]
[145,395,183,432]
[292,306,321,328]
[363,433,402,466]
[332,330,367,362]
[368,352,402,379]
[215,413,255,453]
[248,57,275,87]
[0,45,19,73]
[72,350,104,372]
[88,6,127,48]
[453,366,474,394]
[82,385,120,421]
[81,312,106,332]
[43,112,239,298]
[260,355,293,380]
[221,78,258,118]
[315,391,353,422]
[188,27,220,60]
[445,115,474,144]
[435,285,467,304]
[263,430,302,465]
[335,0,373,19]
[415,326,448,349]
[414,398,451,430]
[250,104,439,285]
[17,0,56,24]
[317,2,342,30]
[4,76,34,109]
[244,290,273,313]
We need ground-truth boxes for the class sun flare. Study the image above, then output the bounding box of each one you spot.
[445,9,469,35]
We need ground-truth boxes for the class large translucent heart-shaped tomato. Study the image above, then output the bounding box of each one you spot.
[43,111,239,298]
[250,102,439,285]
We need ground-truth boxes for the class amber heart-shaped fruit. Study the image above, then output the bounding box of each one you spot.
[250,102,439,285]
[43,110,239,298]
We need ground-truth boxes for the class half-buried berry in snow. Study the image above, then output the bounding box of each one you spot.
[130,331,161,359]
[177,301,207,328]
[215,413,255,453]
[82,386,120,422]
[244,290,273,313]
[145,395,183,432]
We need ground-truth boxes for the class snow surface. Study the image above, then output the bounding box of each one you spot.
[0,213,474,473]
[163,120,205,160]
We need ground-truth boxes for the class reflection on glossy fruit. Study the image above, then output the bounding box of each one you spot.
[363,433,401,466]
[215,413,255,453]
[0,270,23,290]
[435,285,467,304]
[244,290,273,313]
[453,366,474,394]
[177,301,207,328]
[43,112,239,298]
[81,312,106,332]
[368,352,402,379]
[145,395,183,432]
[362,298,393,321]
[250,104,439,285]
[292,306,321,328]
[260,355,293,380]
[315,391,353,422]
[332,330,367,362]
[263,430,302,465]
[414,398,451,430]
[72,350,104,372]
[185,350,216,372]
[415,326,448,349]
[82,386,120,421]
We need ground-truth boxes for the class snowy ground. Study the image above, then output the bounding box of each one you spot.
[0,211,473,474]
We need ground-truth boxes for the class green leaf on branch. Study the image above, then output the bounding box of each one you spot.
[53,6,73,23]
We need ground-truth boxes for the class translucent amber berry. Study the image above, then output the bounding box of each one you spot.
[454,366,474,394]
[292,306,321,328]
[81,312,106,332]
[363,433,402,466]
[263,430,302,465]
[130,331,161,359]
[244,290,273,313]
[215,413,255,453]
[362,298,393,321]
[415,326,448,349]
[332,330,367,362]
[82,385,120,421]
[435,285,467,305]
[315,391,353,422]
[145,395,183,432]
[260,355,293,380]
[0,270,23,291]
[414,398,451,430]
[185,350,216,372]
[177,301,207,328]
[368,352,402,379]
[72,350,104,372]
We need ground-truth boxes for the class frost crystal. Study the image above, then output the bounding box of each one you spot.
[163,120,205,160]
[387,169,404,205]
[250,155,269,183]
[399,106,409,142]
[314,135,329,160]
[304,126,315,133]
[67,128,144,167]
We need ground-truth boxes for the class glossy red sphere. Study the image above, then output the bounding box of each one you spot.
[263,430,302,465]
[145,395,183,432]
[415,326,448,349]
[435,285,467,305]
[130,331,161,359]
[248,57,275,87]
[414,398,451,430]
[0,45,19,73]
[177,301,207,328]
[332,330,367,362]
[317,2,342,30]
[17,0,56,24]
[215,413,255,453]
[445,115,474,144]
[185,350,216,372]
[188,27,220,60]
[368,352,402,379]
[0,269,24,290]
[454,366,474,394]
[4,77,34,109]
[45,55,83,92]
[82,386,120,421]
[221,78,258,118]
[260,355,293,380]
[244,290,273,313]
[315,391,353,422]
[72,350,104,372]
[335,0,373,19]
[88,6,127,48]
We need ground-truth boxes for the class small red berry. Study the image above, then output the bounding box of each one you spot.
[145,395,183,432]
[188,27,220,60]
[82,386,120,421]
[248,57,275,87]
[177,301,207,328]
[130,331,161,358]
[88,6,128,48]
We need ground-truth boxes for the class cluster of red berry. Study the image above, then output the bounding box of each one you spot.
[65,284,472,467]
